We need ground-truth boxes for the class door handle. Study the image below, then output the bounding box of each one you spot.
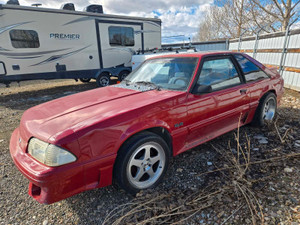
[240,89,247,94]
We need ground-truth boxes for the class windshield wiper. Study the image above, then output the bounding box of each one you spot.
[134,81,161,90]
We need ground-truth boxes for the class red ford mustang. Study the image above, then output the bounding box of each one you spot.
[10,52,284,204]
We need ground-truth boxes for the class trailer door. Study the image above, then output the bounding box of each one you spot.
[96,20,143,69]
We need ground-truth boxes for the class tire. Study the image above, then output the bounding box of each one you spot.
[118,70,130,81]
[252,92,277,127]
[114,132,170,195]
[79,78,91,83]
[96,73,110,87]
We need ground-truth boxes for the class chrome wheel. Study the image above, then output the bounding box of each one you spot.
[126,142,166,189]
[262,97,276,120]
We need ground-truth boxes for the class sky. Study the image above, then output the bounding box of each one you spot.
[0,0,213,43]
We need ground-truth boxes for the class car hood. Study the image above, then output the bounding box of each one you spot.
[19,86,182,142]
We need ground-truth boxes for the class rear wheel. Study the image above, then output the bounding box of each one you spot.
[252,92,277,127]
[79,78,91,83]
[114,132,170,195]
[96,73,110,87]
[118,70,130,81]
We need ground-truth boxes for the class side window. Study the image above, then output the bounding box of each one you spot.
[10,30,40,48]
[197,58,241,91]
[234,54,268,82]
[108,26,134,46]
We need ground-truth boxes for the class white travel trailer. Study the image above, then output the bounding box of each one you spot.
[0,3,161,86]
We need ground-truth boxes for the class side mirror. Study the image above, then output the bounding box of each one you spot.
[192,84,212,94]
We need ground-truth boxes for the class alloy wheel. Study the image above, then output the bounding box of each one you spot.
[126,142,166,189]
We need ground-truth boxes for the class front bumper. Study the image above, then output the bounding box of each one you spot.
[10,128,116,204]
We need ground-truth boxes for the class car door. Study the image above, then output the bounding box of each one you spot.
[183,55,251,151]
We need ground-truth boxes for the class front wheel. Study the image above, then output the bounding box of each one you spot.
[96,73,110,87]
[114,132,170,195]
[252,92,277,127]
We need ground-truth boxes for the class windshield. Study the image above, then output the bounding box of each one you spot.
[124,57,199,91]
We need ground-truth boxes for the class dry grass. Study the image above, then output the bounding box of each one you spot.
[103,186,224,225]
[211,116,264,225]
[103,115,300,225]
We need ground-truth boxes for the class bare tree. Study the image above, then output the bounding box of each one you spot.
[194,0,253,41]
[194,6,232,41]
[221,0,248,37]
[250,0,300,31]
[194,0,299,41]
[248,3,279,33]
[237,0,245,36]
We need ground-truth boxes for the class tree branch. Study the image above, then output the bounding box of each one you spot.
[291,0,300,11]
[271,0,285,17]
[251,0,281,20]
[281,0,288,10]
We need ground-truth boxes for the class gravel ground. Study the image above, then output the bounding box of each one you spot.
[0,80,299,225]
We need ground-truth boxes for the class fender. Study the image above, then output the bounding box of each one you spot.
[114,119,172,154]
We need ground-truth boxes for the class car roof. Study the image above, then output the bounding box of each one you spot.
[147,51,241,60]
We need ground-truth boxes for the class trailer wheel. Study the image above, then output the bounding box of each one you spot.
[118,70,130,81]
[96,73,110,87]
[79,78,91,83]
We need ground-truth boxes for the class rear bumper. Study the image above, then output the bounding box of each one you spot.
[10,128,116,204]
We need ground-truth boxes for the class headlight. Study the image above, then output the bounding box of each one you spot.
[28,138,76,167]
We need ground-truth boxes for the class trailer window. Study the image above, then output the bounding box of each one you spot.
[10,30,40,48]
[109,26,134,46]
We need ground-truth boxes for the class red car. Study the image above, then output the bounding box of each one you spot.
[10,52,284,204]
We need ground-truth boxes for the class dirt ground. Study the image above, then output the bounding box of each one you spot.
[0,79,299,225]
